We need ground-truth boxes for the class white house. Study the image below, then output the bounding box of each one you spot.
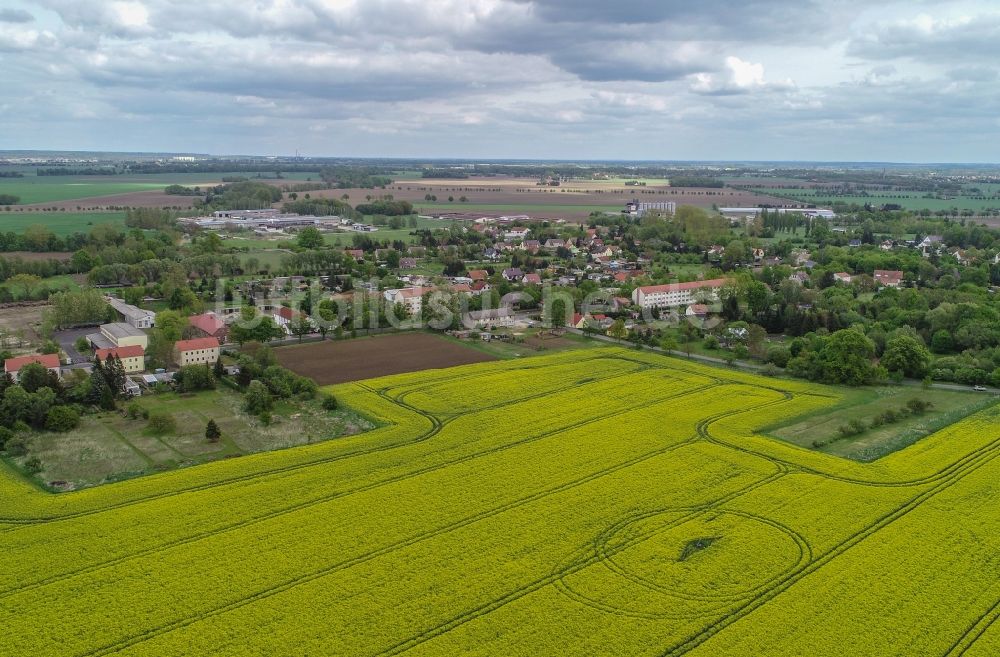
[631,279,728,309]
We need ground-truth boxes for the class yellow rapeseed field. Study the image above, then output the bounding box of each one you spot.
[1,347,998,656]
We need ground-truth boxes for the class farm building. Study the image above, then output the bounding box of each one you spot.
[88,323,149,351]
[4,354,61,382]
[188,312,228,343]
[106,297,155,329]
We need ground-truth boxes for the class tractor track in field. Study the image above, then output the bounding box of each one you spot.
[71,432,707,657]
[943,595,1000,657]
[0,360,690,599]
[660,418,1000,655]
[0,352,628,525]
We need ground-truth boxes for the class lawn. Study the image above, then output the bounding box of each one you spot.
[769,385,996,461]
[1,348,999,655]
[0,273,80,299]
[11,387,374,490]
[0,180,165,204]
[752,187,1000,212]
[0,211,125,235]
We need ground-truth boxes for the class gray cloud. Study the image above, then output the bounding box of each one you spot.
[0,8,34,23]
[3,0,1000,161]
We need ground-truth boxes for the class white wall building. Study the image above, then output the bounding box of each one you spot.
[631,278,728,309]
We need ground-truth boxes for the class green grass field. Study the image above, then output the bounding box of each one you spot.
[769,386,994,461]
[0,180,165,204]
[0,172,323,205]
[1,347,999,655]
[752,187,1000,212]
[0,211,125,235]
[13,388,373,490]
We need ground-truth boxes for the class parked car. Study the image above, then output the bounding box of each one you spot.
[973,385,987,391]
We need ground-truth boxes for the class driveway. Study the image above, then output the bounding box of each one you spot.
[53,326,98,365]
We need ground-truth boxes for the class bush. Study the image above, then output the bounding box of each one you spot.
[24,457,42,475]
[321,394,338,411]
[175,365,215,393]
[0,426,12,450]
[125,401,147,419]
[243,380,273,416]
[45,406,80,432]
[906,399,933,414]
[147,412,177,435]
[5,435,28,457]
[766,345,791,368]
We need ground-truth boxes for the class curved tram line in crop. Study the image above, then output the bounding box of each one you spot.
[0,347,997,657]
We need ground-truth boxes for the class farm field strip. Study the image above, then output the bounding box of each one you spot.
[2,346,999,657]
[0,350,625,522]
[0,388,765,657]
[0,369,710,597]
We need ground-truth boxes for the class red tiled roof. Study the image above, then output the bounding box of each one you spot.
[4,353,60,373]
[874,269,903,282]
[636,278,727,294]
[175,337,220,352]
[95,345,144,360]
[276,306,297,320]
[469,270,488,281]
[189,312,226,335]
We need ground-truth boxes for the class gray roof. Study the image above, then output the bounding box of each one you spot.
[101,322,146,340]
[107,298,155,321]
[87,333,115,350]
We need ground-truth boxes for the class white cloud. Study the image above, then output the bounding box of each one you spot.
[690,56,794,95]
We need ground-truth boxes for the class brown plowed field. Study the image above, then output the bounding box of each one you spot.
[274,332,497,385]
[298,176,798,220]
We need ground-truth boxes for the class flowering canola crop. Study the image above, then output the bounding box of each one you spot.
[0,347,997,657]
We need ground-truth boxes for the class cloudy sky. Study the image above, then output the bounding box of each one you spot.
[1,0,999,161]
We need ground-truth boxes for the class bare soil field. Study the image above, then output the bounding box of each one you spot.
[274,332,498,385]
[303,176,797,220]
[18,190,200,211]
[0,303,48,344]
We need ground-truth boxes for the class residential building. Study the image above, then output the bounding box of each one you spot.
[4,354,61,382]
[522,273,542,285]
[502,267,524,281]
[874,270,904,288]
[273,306,308,333]
[464,307,515,329]
[631,278,728,309]
[833,272,853,285]
[384,286,432,316]
[95,345,145,373]
[469,269,488,282]
[174,337,221,367]
[106,297,156,329]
